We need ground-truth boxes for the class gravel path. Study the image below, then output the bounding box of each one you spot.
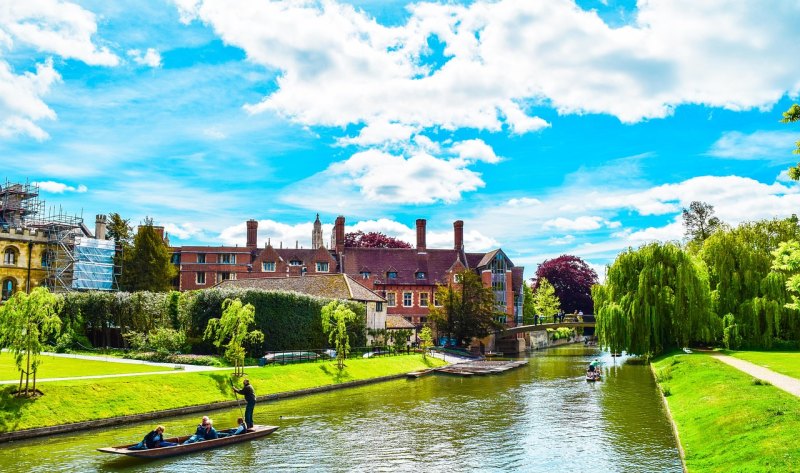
[707,351,800,398]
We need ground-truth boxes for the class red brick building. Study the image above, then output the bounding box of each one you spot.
[170,215,524,328]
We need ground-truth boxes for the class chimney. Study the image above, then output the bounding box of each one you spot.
[454,220,464,251]
[334,215,346,254]
[416,219,426,252]
[153,226,165,241]
[95,214,107,240]
[246,219,258,248]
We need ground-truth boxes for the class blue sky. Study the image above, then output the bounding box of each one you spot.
[2,0,800,280]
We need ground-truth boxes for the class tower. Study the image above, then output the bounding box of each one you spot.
[312,213,323,249]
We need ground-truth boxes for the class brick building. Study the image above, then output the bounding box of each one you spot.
[170,214,524,329]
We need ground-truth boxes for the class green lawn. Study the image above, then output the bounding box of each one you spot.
[652,352,800,473]
[0,353,171,380]
[724,350,800,380]
[0,354,445,432]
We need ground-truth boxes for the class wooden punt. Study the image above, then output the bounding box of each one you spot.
[97,424,279,459]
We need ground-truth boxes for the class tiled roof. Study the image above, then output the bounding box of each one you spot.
[217,274,384,302]
[386,315,416,329]
[341,248,468,285]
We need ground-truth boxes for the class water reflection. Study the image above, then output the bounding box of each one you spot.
[0,345,681,472]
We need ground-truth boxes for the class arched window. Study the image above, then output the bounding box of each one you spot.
[1,278,15,301]
[3,247,17,265]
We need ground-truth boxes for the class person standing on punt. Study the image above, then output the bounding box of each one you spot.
[234,379,256,428]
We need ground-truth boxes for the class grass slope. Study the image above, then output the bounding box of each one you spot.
[652,352,800,473]
[0,355,445,432]
[0,353,170,380]
[724,350,800,380]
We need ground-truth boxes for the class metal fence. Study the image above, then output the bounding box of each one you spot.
[258,345,414,366]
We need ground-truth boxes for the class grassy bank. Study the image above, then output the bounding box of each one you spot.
[0,355,444,433]
[723,350,800,380]
[652,352,800,472]
[0,353,170,380]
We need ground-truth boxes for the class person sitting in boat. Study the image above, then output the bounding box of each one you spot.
[183,417,219,444]
[129,425,177,450]
[219,417,248,438]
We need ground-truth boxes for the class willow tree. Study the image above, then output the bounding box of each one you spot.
[0,287,61,396]
[321,300,357,370]
[700,217,800,347]
[204,298,264,376]
[593,242,714,357]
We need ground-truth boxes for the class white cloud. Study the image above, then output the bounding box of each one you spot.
[451,139,500,164]
[544,216,604,231]
[0,0,119,139]
[34,180,87,193]
[162,222,203,240]
[338,121,418,147]
[707,130,798,161]
[127,48,162,68]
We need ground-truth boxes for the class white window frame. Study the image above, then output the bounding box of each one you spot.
[419,292,429,307]
[196,272,206,285]
[403,292,413,307]
[263,261,276,272]
[387,292,396,307]
[316,262,329,272]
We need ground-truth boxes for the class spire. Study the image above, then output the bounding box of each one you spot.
[312,213,324,249]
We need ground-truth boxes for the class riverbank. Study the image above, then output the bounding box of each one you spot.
[652,351,800,472]
[0,354,445,441]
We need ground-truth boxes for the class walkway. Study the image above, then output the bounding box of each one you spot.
[706,351,800,398]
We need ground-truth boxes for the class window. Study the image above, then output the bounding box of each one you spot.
[316,262,329,272]
[290,259,302,266]
[263,261,276,272]
[3,247,17,265]
[218,272,235,282]
[197,253,206,263]
[376,302,383,312]
[419,292,429,307]
[403,292,413,307]
[420,316,427,324]
[387,292,396,307]
[387,271,397,279]
[434,293,442,307]
[196,272,206,285]
[41,250,54,268]
[361,271,370,279]
[416,272,426,279]
[171,253,180,264]
[453,273,462,283]
[1,278,15,300]
[219,253,236,264]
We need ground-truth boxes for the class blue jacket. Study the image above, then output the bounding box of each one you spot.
[194,425,218,440]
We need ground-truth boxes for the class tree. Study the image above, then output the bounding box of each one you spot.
[106,212,133,245]
[344,231,411,248]
[120,218,176,292]
[418,326,433,359]
[429,270,501,346]
[533,255,598,314]
[532,277,560,321]
[204,298,264,376]
[682,201,722,245]
[593,242,715,357]
[522,283,536,325]
[0,287,61,396]
[321,300,357,370]
[780,104,800,180]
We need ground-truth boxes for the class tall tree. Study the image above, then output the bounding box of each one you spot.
[522,283,536,325]
[0,287,61,396]
[429,270,500,346]
[682,201,722,245]
[106,212,133,245]
[418,326,433,359]
[593,242,715,357]
[534,255,598,314]
[344,231,411,248]
[532,277,561,321]
[204,298,264,376]
[120,218,176,292]
[781,104,800,180]
[321,300,357,370]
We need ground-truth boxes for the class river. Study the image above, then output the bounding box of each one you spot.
[0,345,682,472]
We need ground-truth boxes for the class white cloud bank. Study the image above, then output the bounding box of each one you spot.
[127,48,162,68]
[0,0,119,140]
[34,180,87,193]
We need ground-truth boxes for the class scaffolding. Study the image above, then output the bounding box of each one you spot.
[0,179,119,292]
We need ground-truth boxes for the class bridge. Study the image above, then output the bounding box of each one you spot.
[499,320,596,335]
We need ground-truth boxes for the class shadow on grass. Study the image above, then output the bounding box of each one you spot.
[317,364,353,383]
[0,385,25,432]
[208,373,234,397]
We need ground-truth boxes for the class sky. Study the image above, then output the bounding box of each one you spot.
[2,0,800,281]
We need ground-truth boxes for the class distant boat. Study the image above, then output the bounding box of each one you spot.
[586,371,602,382]
[97,425,279,459]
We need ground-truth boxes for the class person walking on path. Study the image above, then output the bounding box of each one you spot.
[234,379,256,428]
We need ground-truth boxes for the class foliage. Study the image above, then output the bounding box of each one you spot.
[780,103,800,180]
[593,242,715,357]
[721,313,742,350]
[321,300,357,370]
[548,327,574,341]
[419,326,433,359]
[682,201,722,246]
[125,352,220,366]
[343,231,411,248]
[521,283,536,325]
[531,277,560,320]
[428,270,501,346]
[0,287,62,396]
[106,212,133,245]
[533,255,598,313]
[124,327,187,355]
[119,217,176,292]
[387,329,412,352]
[204,298,264,376]
[702,217,800,347]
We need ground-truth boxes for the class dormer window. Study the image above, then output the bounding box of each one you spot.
[360,271,370,279]
[263,261,275,272]
[290,259,302,266]
[387,271,397,279]
[415,272,426,279]
[316,262,329,272]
